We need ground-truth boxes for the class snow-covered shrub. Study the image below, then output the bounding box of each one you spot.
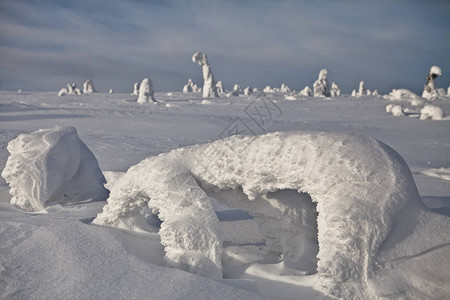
[385,104,394,113]
[233,84,241,93]
[1,127,108,212]
[330,82,341,97]
[422,65,443,100]
[263,86,273,93]
[137,78,156,104]
[132,82,140,95]
[216,81,224,94]
[58,83,82,96]
[253,87,259,93]
[183,79,194,93]
[391,105,405,116]
[351,89,357,97]
[83,80,96,94]
[313,69,330,97]
[420,104,445,120]
[299,86,312,96]
[372,90,379,96]
[93,131,421,297]
[280,84,291,94]
[243,86,252,96]
[192,52,218,98]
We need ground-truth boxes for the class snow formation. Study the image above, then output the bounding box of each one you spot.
[420,104,445,120]
[192,52,218,98]
[1,127,108,212]
[93,131,425,298]
[137,78,156,103]
[183,79,194,93]
[83,80,96,94]
[216,81,224,94]
[132,82,140,95]
[330,82,340,97]
[313,69,330,97]
[58,83,82,96]
[299,86,312,96]
[422,65,443,100]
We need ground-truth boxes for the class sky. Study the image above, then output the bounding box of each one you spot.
[0,0,449,94]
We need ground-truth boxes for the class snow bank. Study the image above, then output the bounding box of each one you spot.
[420,104,445,120]
[192,52,218,98]
[94,131,421,297]
[137,78,156,103]
[1,127,109,211]
[313,69,330,97]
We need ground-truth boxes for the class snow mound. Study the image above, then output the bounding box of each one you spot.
[420,104,445,120]
[94,131,422,297]
[1,127,109,211]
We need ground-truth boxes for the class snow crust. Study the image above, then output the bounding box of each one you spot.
[1,127,108,211]
[94,131,423,298]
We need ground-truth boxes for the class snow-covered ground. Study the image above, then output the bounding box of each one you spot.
[1,90,449,299]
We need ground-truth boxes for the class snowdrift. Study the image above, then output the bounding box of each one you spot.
[91,131,450,298]
[1,127,109,211]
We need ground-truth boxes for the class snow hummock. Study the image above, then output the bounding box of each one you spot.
[137,78,156,103]
[93,131,432,298]
[420,104,445,120]
[192,52,218,98]
[83,80,96,94]
[1,126,109,212]
[313,69,330,97]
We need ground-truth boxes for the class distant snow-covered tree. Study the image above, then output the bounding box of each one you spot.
[183,79,194,93]
[243,86,252,96]
[192,52,218,98]
[83,80,96,94]
[216,81,224,94]
[330,82,341,97]
[137,78,156,104]
[313,69,330,97]
[132,82,140,95]
[422,66,442,100]
[299,86,312,96]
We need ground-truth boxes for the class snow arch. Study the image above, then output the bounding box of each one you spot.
[93,131,420,294]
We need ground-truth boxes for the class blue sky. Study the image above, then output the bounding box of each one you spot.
[0,0,449,94]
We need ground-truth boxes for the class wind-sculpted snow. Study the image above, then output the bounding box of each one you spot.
[94,131,425,297]
[1,127,109,211]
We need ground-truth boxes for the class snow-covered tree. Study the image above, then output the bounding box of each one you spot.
[137,78,156,104]
[253,87,259,93]
[243,86,252,96]
[313,69,330,97]
[330,82,341,97]
[280,83,291,94]
[58,83,82,96]
[263,85,273,93]
[183,79,194,93]
[357,81,366,97]
[132,82,140,95]
[83,80,96,94]
[422,66,442,100]
[216,81,224,94]
[299,86,312,96]
[192,52,218,98]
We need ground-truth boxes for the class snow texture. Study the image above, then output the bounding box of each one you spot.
[137,78,156,103]
[94,131,425,298]
[192,52,218,98]
[313,69,330,97]
[420,104,445,120]
[1,127,108,212]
